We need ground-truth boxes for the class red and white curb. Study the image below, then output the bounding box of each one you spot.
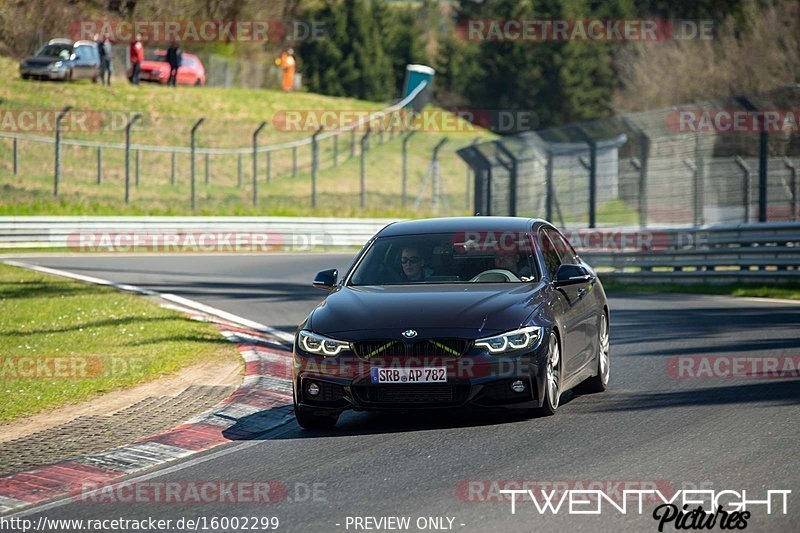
[0,261,297,514]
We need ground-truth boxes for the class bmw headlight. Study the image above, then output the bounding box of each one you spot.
[51,61,63,69]
[475,326,542,354]
[298,330,350,357]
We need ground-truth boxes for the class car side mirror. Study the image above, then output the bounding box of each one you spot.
[313,268,338,291]
[554,264,592,286]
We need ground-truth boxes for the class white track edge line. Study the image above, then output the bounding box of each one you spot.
[3,260,295,342]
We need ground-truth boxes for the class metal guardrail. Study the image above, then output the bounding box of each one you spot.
[0,216,396,249]
[0,217,798,283]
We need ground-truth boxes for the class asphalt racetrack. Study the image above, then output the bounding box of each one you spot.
[7,253,800,532]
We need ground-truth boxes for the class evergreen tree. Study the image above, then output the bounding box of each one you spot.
[299,0,394,102]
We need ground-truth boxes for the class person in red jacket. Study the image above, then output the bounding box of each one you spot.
[129,33,144,85]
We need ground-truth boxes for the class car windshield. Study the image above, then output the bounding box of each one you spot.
[36,44,71,59]
[348,233,537,286]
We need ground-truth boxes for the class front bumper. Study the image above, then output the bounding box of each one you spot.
[140,70,168,83]
[293,343,549,413]
[20,65,68,80]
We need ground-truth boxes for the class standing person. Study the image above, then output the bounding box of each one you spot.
[129,33,144,85]
[166,40,182,87]
[99,36,112,85]
[276,48,296,92]
[93,34,102,83]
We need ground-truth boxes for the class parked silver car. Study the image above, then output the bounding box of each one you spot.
[19,39,100,81]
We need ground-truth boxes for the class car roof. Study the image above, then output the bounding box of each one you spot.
[47,38,73,45]
[377,217,549,237]
[74,40,97,46]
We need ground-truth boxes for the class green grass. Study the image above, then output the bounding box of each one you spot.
[602,281,800,300]
[0,263,241,422]
[0,55,491,217]
[561,198,640,226]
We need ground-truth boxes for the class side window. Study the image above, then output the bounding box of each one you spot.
[76,45,95,60]
[546,229,577,265]
[538,231,562,279]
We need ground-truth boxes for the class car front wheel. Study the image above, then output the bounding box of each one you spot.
[527,332,561,417]
[577,312,610,394]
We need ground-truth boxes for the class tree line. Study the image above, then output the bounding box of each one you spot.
[298,0,795,129]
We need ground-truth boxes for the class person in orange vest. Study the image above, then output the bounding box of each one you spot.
[275,48,296,92]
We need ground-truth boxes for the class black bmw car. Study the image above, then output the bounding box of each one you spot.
[293,217,610,429]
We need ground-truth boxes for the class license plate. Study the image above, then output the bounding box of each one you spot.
[371,367,447,384]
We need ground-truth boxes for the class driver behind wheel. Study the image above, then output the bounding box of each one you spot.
[494,249,533,280]
[399,246,433,282]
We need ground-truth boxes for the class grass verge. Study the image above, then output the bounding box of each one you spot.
[602,281,800,300]
[0,262,241,423]
[0,56,491,217]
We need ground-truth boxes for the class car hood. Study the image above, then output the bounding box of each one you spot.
[24,56,64,66]
[308,283,547,338]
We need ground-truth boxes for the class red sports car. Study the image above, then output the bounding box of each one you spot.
[137,51,206,86]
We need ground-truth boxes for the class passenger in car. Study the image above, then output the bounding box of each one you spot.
[494,249,533,280]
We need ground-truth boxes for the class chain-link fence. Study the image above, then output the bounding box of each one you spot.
[0,81,484,215]
[459,85,800,228]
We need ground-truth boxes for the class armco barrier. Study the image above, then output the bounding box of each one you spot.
[0,217,798,283]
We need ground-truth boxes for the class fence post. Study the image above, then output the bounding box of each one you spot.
[783,157,798,221]
[12,137,18,175]
[432,138,448,213]
[350,129,356,159]
[292,146,298,177]
[734,156,751,223]
[736,96,768,222]
[266,152,272,183]
[252,121,267,207]
[360,126,371,208]
[135,149,141,187]
[401,131,416,206]
[190,117,205,210]
[54,106,72,197]
[682,159,700,226]
[311,126,323,208]
[96,146,102,184]
[494,141,518,217]
[333,135,339,167]
[465,137,481,210]
[638,136,650,228]
[124,113,142,205]
[237,154,243,188]
[204,153,210,184]
[171,152,176,185]
[573,126,597,228]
